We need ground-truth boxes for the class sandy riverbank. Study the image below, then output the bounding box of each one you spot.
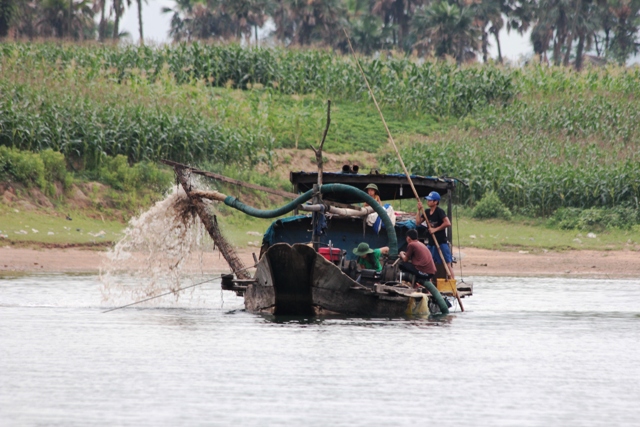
[1,246,639,279]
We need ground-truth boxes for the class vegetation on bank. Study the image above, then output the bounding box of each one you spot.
[391,65,640,219]
[1,41,639,244]
[0,146,172,214]
[0,42,514,116]
[5,0,639,69]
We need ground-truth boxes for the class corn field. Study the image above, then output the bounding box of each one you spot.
[0,42,514,117]
[1,41,639,216]
[394,66,640,215]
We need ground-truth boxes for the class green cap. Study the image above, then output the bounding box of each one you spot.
[353,242,374,256]
[364,183,379,194]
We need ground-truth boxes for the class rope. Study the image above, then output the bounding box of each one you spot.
[102,264,256,313]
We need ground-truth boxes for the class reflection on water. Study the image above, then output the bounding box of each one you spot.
[1,274,639,426]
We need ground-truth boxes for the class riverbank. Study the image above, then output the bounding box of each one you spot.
[1,246,639,279]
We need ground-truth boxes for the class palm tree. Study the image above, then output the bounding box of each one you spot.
[350,13,393,53]
[286,0,347,46]
[137,0,147,44]
[608,0,640,64]
[414,1,480,63]
[270,0,294,43]
[162,0,192,41]
[220,0,269,44]
[473,0,504,62]
[531,0,574,65]
[0,0,19,37]
[371,0,424,51]
[112,0,131,39]
[561,0,599,68]
[95,0,107,41]
[37,0,95,39]
[341,0,389,53]
[503,0,535,59]
[162,0,234,41]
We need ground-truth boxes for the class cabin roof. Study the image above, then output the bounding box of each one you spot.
[290,171,457,204]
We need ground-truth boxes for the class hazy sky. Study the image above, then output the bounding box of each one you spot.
[120,1,534,63]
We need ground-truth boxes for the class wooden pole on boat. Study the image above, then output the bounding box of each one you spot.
[343,30,463,311]
[311,100,331,190]
[173,166,251,280]
[310,101,331,250]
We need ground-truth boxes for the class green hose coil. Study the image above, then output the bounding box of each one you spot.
[224,183,398,256]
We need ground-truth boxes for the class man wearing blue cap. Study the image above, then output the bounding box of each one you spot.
[416,191,455,278]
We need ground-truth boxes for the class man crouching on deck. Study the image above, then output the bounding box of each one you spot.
[398,229,436,287]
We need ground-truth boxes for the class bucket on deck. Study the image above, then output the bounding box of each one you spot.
[436,278,457,294]
[318,247,342,262]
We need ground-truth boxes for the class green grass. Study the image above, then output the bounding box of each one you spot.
[2,42,640,247]
[211,89,441,153]
[0,207,124,246]
[3,199,638,253]
[451,216,640,252]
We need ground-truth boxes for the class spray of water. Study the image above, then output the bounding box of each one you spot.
[100,186,212,305]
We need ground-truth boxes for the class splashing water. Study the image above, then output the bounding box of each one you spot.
[100,186,214,305]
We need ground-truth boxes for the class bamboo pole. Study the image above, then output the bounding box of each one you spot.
[343,30,463,311]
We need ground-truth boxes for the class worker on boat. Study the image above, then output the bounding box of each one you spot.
[364,183,382,205]
[353,242,389,272]
[398,229,436,287]
[416,191,455,278]
[364,183,396,233]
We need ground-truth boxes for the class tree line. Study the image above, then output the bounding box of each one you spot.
[0,0,639,67]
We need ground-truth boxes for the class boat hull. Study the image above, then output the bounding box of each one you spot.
[245,243,431,317]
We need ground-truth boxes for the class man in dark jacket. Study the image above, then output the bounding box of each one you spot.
[416,191,455,278]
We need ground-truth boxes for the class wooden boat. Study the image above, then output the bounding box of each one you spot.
[163,160,472,317]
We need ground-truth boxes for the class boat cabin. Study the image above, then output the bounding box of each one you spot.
[260,166,458,282]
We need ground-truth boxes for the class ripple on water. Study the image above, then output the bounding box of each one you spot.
[1,275,639,426]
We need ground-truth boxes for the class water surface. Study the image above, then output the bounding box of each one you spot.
[1,274,639,426]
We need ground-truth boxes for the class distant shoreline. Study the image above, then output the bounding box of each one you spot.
[2,246,639,279]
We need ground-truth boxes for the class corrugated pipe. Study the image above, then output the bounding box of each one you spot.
[223,183,398,257]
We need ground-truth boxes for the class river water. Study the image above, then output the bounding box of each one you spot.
[1,274,639,426]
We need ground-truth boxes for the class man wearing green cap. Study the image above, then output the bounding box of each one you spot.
[364,183,382,205]
[353,242,389,272]
[363,183,396,233]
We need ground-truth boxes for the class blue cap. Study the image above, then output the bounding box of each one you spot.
[425,191,441,201]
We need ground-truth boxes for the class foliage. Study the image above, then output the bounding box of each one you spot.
[548,207,640,231]
[472,191,512,220]
[93,155,172,193]
[39,148,73,195]
[0,52,275,169]
[0,147,172,212]
[413,1,480,63]
[0,147,70,197]
[0,146,73,197]
[0,145,46,189]
[0,42,515,118]
[2,0,640,67]
[389,65,640,218]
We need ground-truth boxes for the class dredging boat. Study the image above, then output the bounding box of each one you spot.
[162,160,472,317]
